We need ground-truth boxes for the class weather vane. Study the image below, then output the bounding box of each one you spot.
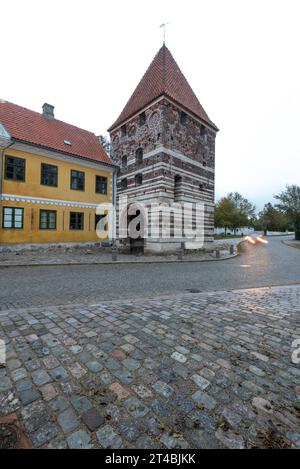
[159,22,169,45]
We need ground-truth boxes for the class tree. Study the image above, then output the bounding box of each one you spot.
[255,203,289,233]
[227,192,256,232]
[275,185,300,240]
[214,198,237,235]
[98,135,111,155]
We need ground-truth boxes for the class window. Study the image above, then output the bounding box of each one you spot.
[135,173,143,186]
[122,155,127,168]
[95,214,108,231]
[200,124,206,136]
[121,178,127,189]
[2,207,24,229]
[41,163,58,187]
[95,175,107,194]
[70,212,84,230]
[136,148,143,165]
[180,111,187,125]
[5,156,25,181]
[121,124,127,136]
[40,210,57,230]
[71,170,85,191]
[139,112,146,126]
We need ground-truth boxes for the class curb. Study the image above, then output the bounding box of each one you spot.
[281,239,300,250]
[0,248,242,269]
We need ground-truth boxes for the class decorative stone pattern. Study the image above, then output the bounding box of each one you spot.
[110,96,217,253]
[0,284,299,449]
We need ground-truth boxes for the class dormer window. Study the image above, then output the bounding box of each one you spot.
[121,124,127,136]
[136,148,143,165]
[139,112,146,126]
[180,111,187,125]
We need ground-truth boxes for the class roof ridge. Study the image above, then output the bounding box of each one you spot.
[2,100,98,136]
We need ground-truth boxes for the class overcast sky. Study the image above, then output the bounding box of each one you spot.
[1,0,299,211]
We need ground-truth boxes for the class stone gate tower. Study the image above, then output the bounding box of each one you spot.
[108,44,218,253]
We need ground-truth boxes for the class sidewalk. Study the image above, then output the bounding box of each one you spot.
[282,239,300,250]
[0,239,244,267]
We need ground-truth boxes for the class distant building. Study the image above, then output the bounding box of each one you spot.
[109,45,218,253]
[0,100,115,246]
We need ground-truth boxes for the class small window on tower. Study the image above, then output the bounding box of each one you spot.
[122,155,127,168]
[136,148,143,165]
[121,178,127,189]
[180,111,187,125]
[135,174,143,186]
[121,124,127,136]
[200,125,206,136]
[139,112,146,126]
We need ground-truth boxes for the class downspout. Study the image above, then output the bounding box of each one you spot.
[112,165,118,242]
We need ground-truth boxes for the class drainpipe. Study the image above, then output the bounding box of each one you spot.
[112,165,119,242]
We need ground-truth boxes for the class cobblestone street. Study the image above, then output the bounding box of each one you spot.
[0,285,299,449]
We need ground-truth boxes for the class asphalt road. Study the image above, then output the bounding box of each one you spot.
[0,236,299,309]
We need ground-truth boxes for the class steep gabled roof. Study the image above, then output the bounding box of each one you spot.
[108,44,217,131]
[0,100,113,165]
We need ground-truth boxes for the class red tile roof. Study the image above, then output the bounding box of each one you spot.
[108,45,218,131]
[0,100,113,165]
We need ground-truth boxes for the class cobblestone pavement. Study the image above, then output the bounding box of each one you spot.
[0,285,299,449]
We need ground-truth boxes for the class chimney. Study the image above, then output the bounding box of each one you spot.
[42,103,55,119]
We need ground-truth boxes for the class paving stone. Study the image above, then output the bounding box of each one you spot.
[96,425,123,449]
[67,429,93,449]
[31,423,59,447]
[32,369,51,386]
[221,407,242,428]
[68,362,87,379]
[188,410,216,433]
[118,420,141,442]
[19,387,40,405]
[43,356,60,369]
[191,374,211,390]
[70,394,93,414]
[249,365,266,377]
[109,382,130,400]
[81,407,105,431]
[40,383,57,401]
[15,378,33,392]
[125,397,149,418]
[215,429,245,449]
[160,432,189,449]
[49,395,70,413]
[192,391,217,410]
[171,352,187,363]
[11,368,28,382]
[57,407,79,433]
[50,366,69,381]
[252,397,274,414]
[153,380,173,398]
[21,400,49,432]
[122,358,140,371]
[86,361,103,373]
[0,377,12,393]
[132,384,153,399]
[6,358,21,370]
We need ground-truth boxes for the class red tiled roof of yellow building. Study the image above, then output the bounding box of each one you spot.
[0,100,113,165]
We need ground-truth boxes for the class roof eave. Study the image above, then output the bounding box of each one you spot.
[11,138,117,168]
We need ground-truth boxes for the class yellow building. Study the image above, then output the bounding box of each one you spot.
[0,100,116,245]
